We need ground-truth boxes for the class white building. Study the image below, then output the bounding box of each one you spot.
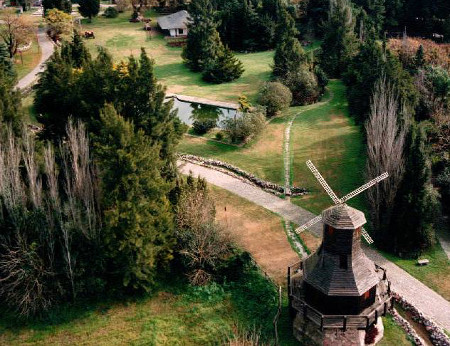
[156,10,190,37]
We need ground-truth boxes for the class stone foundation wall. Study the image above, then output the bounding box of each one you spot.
[293,312,384,346]
[178,154,308,196]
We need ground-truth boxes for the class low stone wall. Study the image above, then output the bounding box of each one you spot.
[178,154,308,197]
[392,292,450,346]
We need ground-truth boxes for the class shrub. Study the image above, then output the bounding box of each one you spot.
[257,82,292,117]
[192,118,216,135]
[282,67,320,105]
[103,6,118,18]
[215,132,224,141]
[115,0,130,12]
[202,47,244,84]
[364,325,379,344]
[222,108,266,143]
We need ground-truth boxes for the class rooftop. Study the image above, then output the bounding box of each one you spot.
[157,10,190,30]
[321,204,366,230]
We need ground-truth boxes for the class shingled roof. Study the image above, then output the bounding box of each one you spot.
[322,204,366,230]
[305,248,380,296]
[157,10,190,30]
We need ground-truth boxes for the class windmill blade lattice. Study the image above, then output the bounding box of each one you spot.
[306,160,341,204]
[294,215,323,234]
[340,172,389,204]
[296,161,387,244]
[361,228,374,244]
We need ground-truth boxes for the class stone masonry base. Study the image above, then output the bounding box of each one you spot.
[293,312,384,346]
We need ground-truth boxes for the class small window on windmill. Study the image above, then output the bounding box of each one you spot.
[339,254,348,270]
[327,225,334,236]
[363,290,370,300]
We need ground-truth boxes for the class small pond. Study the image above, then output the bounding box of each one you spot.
[169,97,238,127]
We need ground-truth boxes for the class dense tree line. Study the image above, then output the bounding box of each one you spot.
[314,0,449,256]
[0,30,263,318]
[183,0,244,83]
[303,0,450,41]
[0,33,188,315]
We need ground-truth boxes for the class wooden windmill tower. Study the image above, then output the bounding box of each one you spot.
[288,161,393,346]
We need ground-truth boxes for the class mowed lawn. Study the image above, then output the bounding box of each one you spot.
[80,12,273,103]
[13,34,41,80]
[290,80,367,214]
[178,115,288,184]
[210,185,297,284]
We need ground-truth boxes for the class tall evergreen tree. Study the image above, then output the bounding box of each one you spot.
[115,49,185,179]
[389,124,439,256]
[95,105,175,292]
[60,31,92,68]
[344,39,417,124]
[202,46,244,83]
[78,0,100,22]
[320,0,358,78]
[0,42,14,77]
[182,0,224,72]
[0,68,22,132]
[273,9,306,78]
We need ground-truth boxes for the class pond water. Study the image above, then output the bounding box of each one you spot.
[169,97,238,127]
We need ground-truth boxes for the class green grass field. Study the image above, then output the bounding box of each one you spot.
[290,80,366,214]
[80,11,273,103]
[178,115,288,184]
[381,242,450,301]
[14,35,41,81]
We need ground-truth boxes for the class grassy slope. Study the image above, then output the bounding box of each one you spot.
[0,281,284,345]
[382,242,450,301]
[81,12,273,103]
[178,115,287,184]
[379,315,414,346]
[210,185,298,284]
[290,80,366,214]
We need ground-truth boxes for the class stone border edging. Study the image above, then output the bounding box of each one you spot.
[392,292,450,346]
[178,154,308,197]
[390,307,426,345]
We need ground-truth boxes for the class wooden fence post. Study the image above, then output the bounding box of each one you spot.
[273,286,282,346]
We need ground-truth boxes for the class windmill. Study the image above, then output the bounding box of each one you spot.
[288,160,392,346]
[294,160,389,244]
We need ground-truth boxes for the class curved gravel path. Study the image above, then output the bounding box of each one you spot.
[178,160,450,330]
[16,29,54,91]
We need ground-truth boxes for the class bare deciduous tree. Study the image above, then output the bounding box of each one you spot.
[366,77,409,234]
[176,180,231,286]
[0,9,34,58]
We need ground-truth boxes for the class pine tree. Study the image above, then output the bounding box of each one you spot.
[202,46,244,83]
[182,0,224,72]
[0,43,14,78]
[0,68,22,132]
[273,10,306,78]
[34,50,79,138]
[320,0,358,78]
[115,49,185,180]
[61,31,92,68]
[78,0,100,22]
[389,124,439,256]
[415,45,425,69]
[95,105,175,292]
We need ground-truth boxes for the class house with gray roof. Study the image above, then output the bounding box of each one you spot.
[156,10,191,37]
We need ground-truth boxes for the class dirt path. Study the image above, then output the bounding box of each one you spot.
[178,160,450,330]
[16,29,54,91]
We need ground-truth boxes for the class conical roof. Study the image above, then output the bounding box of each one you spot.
[321,204,366,230]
